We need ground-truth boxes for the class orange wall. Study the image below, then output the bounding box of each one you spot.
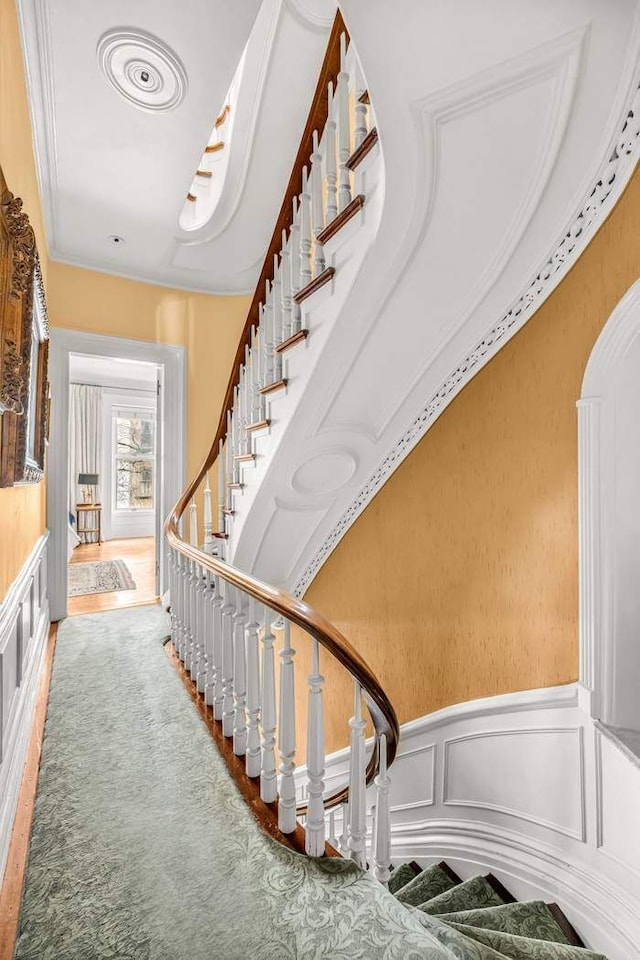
[302,166,640,752]
[0,0,48,600]
[0,0,248,601]
[47,262,249,481]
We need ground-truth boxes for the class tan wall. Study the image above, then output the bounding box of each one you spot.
[301,166,640,755]
[0,0,48,600]
[47,262,249,481]
[0,0,248,601]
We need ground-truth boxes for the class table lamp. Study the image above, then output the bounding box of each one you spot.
[78,473,99,504]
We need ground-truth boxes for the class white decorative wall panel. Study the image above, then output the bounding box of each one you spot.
[318,683,640,959]
[443,727,584,840]
[0,533,50,884]
[596,729,640,876]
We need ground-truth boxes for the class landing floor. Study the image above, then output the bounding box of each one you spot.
[68,536,157,616]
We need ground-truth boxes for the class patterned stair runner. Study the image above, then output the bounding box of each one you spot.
[388,861,608,960]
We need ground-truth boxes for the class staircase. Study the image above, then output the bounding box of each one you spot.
[387,861,605,959]
[164,12,612,958]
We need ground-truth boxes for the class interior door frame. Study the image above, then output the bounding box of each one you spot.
[48,329,185,621]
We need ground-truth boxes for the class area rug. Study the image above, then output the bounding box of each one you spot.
[14,604,452,960]
[67,558,136,596]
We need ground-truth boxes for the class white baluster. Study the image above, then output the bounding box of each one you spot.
[245,597,261,778]
[232,387,240,483]
[203,472,213,553]
[337,33,352,212]
[310,130,325,275]
[300,166,312,287]
[339,800,350,857]
[212,575,224,720]
[260,607,278,803]
[372,733,391,883]
[272,256,283,382]
[305,638,326,856]
[189,500,198,548]
[328,809,338,848]
[225,412,232,511]
[264,281,274,386]
[184,559,195,671]
[233,589,247,756]
[347,681,367,866]
[243,345,251,453]
[194,563,207,690]
[278,620,297,834]
[217,440,224,533]
[325,81,338,224]
[176,553,186,660]
[221,582,235,738]
[354,58,368,149]
[250,324,260,424]
[290,197,302,333]
[281,229,292,341]
[204,571,216,706]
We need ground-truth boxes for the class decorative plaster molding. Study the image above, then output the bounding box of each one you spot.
[97,29,188,114]
[294,80,640,597]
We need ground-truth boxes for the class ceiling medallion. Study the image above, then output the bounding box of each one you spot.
[97,29,187,113]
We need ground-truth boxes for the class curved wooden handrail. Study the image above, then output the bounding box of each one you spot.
[166,500,399,810]
[164,10,398,822]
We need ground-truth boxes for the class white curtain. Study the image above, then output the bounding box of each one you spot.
[69,384,103,543]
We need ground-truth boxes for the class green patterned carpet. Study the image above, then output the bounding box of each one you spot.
[14,604,607,959]
[13,605,449,960]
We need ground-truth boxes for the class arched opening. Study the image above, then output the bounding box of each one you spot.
[579,279,640,751]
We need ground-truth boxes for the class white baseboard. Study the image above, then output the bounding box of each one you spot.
[0,533,50,885]
[309,682,640,960]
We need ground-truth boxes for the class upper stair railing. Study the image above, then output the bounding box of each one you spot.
[165,14,394,879]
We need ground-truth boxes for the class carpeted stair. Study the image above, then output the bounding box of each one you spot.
[388,860,608,959]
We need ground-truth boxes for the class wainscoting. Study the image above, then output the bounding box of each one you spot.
[306,683,640,960]
[0,534,49,885]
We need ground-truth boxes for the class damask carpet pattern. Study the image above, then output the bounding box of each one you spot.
[15,605,608,959]
[14,605,452,960]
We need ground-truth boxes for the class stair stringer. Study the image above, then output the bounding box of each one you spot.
[227,3,640,593]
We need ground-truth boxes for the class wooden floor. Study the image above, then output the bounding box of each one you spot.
[0,624,58,960]
[68,537,158,616]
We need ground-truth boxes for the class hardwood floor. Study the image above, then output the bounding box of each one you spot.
[0,625,57,960]
[68,537,158,616]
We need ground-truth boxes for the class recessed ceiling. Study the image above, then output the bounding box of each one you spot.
[17,0,336,295]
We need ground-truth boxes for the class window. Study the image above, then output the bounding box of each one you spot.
[113,408,155,510]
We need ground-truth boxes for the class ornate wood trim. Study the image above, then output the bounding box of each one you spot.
[347,128,379,170]
[316,196,365,245]
[274,329,309,354]
[0,166,49,487]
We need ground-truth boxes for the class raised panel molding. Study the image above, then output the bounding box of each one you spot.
[316,25,586,445]
[314,682,640,959]
[0,532,49,884]
[443,726,585,841]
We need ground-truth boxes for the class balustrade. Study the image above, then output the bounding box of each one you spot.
[166,487,395,881]
[165,20,394,882]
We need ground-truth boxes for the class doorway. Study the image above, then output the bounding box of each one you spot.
[48,330,185,621]
[67,353,159,615]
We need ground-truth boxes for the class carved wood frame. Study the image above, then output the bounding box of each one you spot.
[0,166,49,486]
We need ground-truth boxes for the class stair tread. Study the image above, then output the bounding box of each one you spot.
[387,861,421,894]
[441,920,607,959]
[417,875,512,915]
[394,861,459,905]
[434,900,574,945]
